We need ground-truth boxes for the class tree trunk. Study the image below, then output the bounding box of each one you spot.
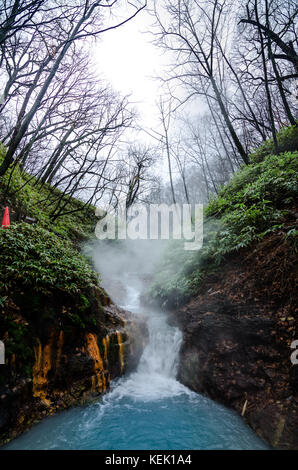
[210,76,249,164]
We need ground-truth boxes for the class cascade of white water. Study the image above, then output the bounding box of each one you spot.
[108,280,190,402]
[3,274,269,450]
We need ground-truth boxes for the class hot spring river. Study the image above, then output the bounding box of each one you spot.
[4,283,268,450]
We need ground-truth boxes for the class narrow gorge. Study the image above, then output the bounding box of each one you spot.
[2,264,269,450]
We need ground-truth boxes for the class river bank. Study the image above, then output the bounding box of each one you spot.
[168,236,298,449]
[3,276,268,450]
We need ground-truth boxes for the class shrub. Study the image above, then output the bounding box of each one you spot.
[148,150,298,308]
[0,223,99,297]
[249,124,298,163]
[206,152,298,218]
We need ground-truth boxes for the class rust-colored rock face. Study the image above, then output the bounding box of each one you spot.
[84,332,106,394]
[0,290,147,446]
[171,233,298,449]
[116,331,125,374]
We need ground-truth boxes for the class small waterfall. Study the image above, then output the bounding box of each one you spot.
[137,314,182,379]
[108,281,189,402]
[3,272,269,450]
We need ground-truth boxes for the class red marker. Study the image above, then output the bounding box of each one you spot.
[1,206,10,228]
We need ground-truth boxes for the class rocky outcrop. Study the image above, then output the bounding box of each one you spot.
[0,287,147,446]
[171,232,298,449]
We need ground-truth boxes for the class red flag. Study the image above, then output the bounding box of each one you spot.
[1,206,10,228]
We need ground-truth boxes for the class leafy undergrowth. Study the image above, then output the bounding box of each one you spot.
[249,124,298,163]
[0,223,99,297]
[0,223,110,384]
[206,151,298,253]
[148,142,298,308]
[0,148,105,372]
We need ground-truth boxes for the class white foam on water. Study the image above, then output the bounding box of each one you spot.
[104,279,192,403]
[3,268,269,450]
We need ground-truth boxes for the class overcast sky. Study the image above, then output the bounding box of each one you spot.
[93,7,167,139]
[91,4,206,181]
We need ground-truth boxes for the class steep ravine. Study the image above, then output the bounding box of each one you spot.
[2,274,269,450]
[169,233,298,449]
[0,286,147,446]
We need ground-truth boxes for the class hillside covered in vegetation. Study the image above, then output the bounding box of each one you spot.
[146,125,298,449]
[148,125,298,309]
[0,151,146,446]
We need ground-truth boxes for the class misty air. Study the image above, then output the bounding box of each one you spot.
[0,0,297,458]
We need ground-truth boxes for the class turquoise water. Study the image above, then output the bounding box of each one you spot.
[4,387,267,450]
[3,280,268,450]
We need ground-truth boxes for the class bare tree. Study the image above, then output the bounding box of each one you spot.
[0,0,46,47]
[0,0,147,177]
[239,0,298,74]
[124,144,157,209]
[151,0,250,164]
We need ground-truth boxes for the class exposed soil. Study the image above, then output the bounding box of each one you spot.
[172,228,298,449]
[0,288,147,446]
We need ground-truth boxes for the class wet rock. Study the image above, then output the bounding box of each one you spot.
[0,294,147,447]
[172,241,298,450]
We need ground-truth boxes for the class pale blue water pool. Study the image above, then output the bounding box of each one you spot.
[4,386,268,450]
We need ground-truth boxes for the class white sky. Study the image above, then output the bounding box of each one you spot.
[91,4,207,182]
[93,7,167,138]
